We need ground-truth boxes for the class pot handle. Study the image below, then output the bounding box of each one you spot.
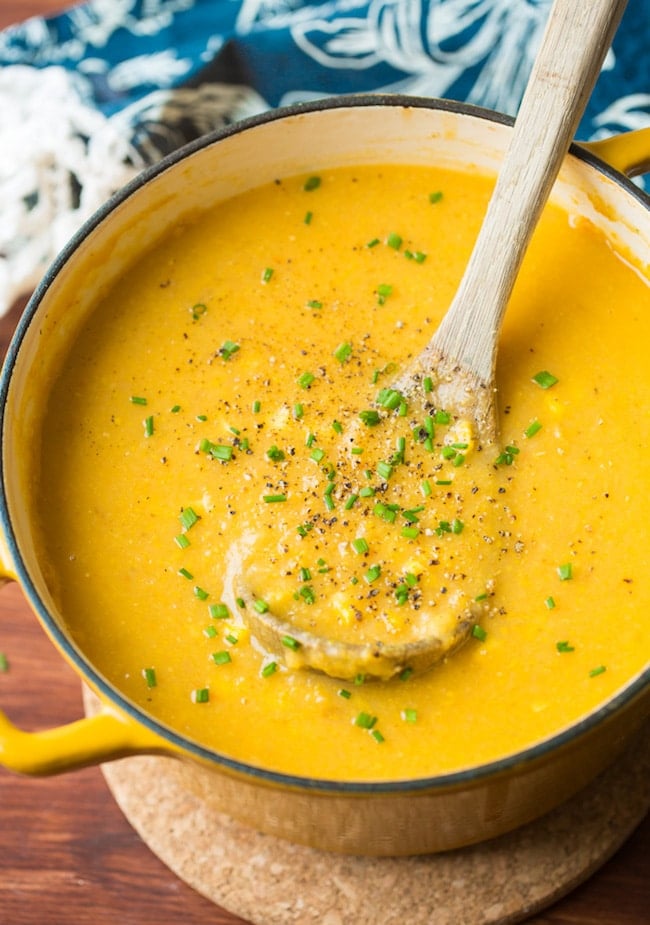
[583,127,650,178]
[0,695,171,776]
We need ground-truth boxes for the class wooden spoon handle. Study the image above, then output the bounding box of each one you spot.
[432,0,628,385]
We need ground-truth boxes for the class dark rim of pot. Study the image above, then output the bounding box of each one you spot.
[1,94,648,795]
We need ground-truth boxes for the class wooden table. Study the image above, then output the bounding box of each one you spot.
[0,3,648,923]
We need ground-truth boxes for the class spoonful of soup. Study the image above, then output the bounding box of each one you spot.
[232,0,628,681]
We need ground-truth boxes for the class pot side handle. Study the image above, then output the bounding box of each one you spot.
[0,698,171,776]
[583,127,650,178]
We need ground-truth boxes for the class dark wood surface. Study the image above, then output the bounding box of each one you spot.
[0,4,648,923]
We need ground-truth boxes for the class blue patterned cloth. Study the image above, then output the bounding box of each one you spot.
[0,0,648,311]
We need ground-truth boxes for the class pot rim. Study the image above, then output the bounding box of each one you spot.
[1,93,648,794]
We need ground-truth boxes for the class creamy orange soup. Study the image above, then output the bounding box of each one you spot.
[32,164,650,781]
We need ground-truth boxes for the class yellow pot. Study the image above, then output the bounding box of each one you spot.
[1,97,648,856]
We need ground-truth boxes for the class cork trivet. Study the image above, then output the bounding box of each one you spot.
[98,714,649,925]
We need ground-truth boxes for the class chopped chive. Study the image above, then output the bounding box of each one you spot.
[142,667,157,688]
[436,479,452,486]
[344,493,358,511]
[377,283,393,304]
[359,409,381,427]
[303,175,321,191]
[413,251,427,264]
[475,592,488,602]
[178,567,193,580]
[421,479,432,497]
[266,445,286,462]
[179,507,200,531]
[299,585,316,604]
[263,493,287,503]
[130,396,147,406]
[364,564,382,584]
[324,493,335,511]
[261,661,278,677]
[196,414,208,422]
[191,688,210,703]
[371,729,385,743]
[174,533,190,549]
[299,567,312,582]
[532,370,558,389]
[386,232,402,250]
[297,371,315,389]
[170,404,181,413]
[589,665,607,677]
[525,419,542,438]
[338,688,352,699]
[352,537,369,555]
[351,446,363,455]
[399,667,413,682]
[377,460,394,481]
[366,237,380,248]
[203,625,217,638]
[423,376,433,394]
[402,708,417,723]
[332,420,343,434]
[452,518,464,534]
[293,403,304,420]
[333,342,352,364]
[296,522,314,537]
[434,410,451,424]
[304,210,313,224]
[401,525,419,539]
[282,635,301,651]
[193,586,209,601]
[209,603,229,620]
[211,650,232,666]
[472,624,487,642]
[191,302,207,320]
[310,447,325,463]
[556,640,575,653]
[252,400,261,414]
[143,415,154,437]
[374,502,397,524]
[225,633,238,645]
[210,444,233,462]
[545,596,556,610]
[429,191,443,203]
[557,563,573,581]
[254,599,270,613]
[355,712,377,729]
[359,486,375,498]
[219,340,240,360]
[307,299,323,310]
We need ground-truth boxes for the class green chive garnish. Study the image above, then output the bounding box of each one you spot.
[297,371,315,389]
[142,667,156,688]
[402,708,417,723]
[556,640,575,653]
[589,665,607,677]
[174,534,190,549]
[179,507,200,531]
[355,712,377,729]
[191,688,210,703]
[333,342,352,363]
[219,340,240,360]
[303,176,321,191]
[211,651,232,666]
[386,232,402,250]
[557,563,573,581]
[525,419,543,438]
[263,494,287,503]
[282,635,301,651]
[262,661,278,677]
[130,396,147,406]
[532,370,558,389]
[364,564,381,584]
[254,599,270,614]
[143,415,154,437]
[352,537,369,555]
[209,603,229,620]
[472,624,487,642]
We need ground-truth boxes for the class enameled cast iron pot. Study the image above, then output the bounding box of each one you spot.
[1,97,649,857]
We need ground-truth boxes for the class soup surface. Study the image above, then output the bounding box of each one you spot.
[32,163,650,781]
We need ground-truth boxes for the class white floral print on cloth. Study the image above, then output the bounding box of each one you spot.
[0,0,648,314]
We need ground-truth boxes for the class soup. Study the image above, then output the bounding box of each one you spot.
[31,164,650,781]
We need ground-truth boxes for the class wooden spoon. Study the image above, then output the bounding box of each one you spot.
[236,0,629,681]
